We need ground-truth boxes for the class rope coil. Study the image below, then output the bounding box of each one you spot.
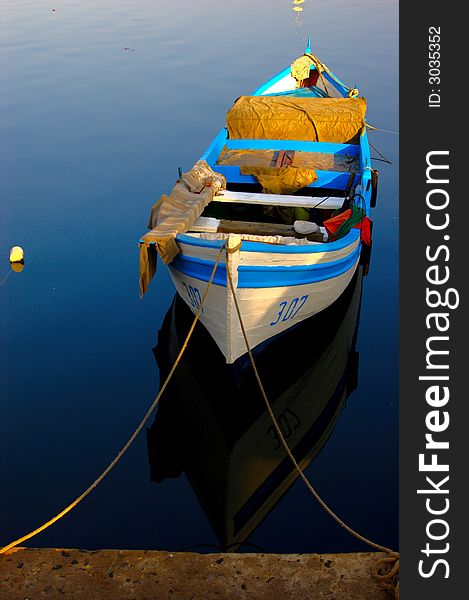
[372,556,400,599]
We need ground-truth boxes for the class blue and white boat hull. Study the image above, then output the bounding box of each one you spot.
[169,230,361,363]
[139,43,376,362]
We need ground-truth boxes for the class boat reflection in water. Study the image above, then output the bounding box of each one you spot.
[147,266,364,550]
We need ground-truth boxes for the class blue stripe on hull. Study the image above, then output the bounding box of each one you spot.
[170,244,361,288]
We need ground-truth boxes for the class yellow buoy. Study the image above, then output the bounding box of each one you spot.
[292,6,303,11]
[9,246,24,264]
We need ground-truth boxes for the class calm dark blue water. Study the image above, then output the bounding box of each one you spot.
[0,0,398,554]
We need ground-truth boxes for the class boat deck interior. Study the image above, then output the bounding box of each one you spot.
[216,140,360,194]
[190,78,370,243]
[195,133,364,239]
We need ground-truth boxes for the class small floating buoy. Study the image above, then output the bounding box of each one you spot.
[9,246,24,264]
[10,246,24,273]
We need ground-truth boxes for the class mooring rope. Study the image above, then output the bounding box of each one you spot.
[2,241,399,596]
[0,270,12,287]
[0,245,226,556]
[225,252,399,596]
[368,140,393,165]
[366,123,400,136]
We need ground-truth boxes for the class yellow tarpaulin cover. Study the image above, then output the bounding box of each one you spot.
[139,160,226,296]
[226,96,367,144]
[239,165,318,195]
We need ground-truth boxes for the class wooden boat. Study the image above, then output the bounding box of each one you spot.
[140,41,376,363]
[147,267,364,549]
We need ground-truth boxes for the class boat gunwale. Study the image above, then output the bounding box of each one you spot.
[251,66,292,95]
[170,244,361,288]
[176,228,360,254]
[251,64,349,97]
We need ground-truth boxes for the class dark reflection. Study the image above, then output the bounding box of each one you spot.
[10,262,24,273]
[147,266,364,550]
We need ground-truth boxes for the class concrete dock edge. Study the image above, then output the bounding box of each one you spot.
[0,547,392,599]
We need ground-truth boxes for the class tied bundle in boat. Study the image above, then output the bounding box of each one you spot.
[139,161,226,296]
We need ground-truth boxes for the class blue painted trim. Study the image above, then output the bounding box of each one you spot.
[252,67,292,95]
[263,86,328,99]
[323,71,349,96]
[357,129,372,213]
[359,130,371,171]
[170,243,360,288]
[199,128,227,164]
[224,139,359,155]
[171,256,228,286]
[176,229,360,254]
[251,64,349,98]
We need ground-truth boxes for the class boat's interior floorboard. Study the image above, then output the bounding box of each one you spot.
[189,218,325,242]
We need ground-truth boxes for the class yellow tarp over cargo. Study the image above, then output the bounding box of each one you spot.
[139,160,226,296]
[239,165,318,195]
[226,96,367,144]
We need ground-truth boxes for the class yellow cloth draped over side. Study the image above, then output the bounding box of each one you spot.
[139,160,226,296]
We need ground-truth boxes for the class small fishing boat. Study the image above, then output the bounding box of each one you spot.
[139,40,377,363]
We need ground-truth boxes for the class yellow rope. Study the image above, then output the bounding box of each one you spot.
[0,245,225,556]
[304,51,354,97]
[225,254,399,594]
[366,123,400,135]
[2,240,399,596]
[0,270,12,287]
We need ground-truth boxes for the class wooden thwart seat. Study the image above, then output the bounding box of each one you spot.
[213,190,345,210]
[224,139,360,155]
[189,217,325,242]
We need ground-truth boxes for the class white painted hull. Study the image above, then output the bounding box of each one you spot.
[169,233,361,363]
